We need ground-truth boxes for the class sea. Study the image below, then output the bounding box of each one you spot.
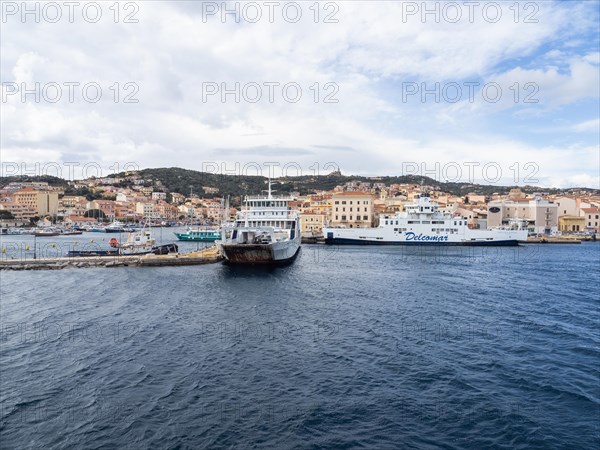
[0,230,599,449]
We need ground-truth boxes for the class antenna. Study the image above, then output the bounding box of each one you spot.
[268,178,272,199]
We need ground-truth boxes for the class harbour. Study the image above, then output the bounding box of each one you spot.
[1,241,598,449]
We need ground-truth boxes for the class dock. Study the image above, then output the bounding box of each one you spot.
[0,246,223,270]
[522,236,595,244]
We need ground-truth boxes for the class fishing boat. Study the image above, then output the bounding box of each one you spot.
[67,228,178,257]
[174,228,221,242]
[217,181,301,264]
[323,194,528,246]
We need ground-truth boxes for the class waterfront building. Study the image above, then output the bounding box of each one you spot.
[558,216,586,233]
[330,192,374,228]
[487,197,558,234]
[63,216,99,227]
[554,196,579,217]
[300,211,327,235]
[580,208,600,232]
[0,202,38,221]
[12,188,59,217]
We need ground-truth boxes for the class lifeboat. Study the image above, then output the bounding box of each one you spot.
[109,238,119,248]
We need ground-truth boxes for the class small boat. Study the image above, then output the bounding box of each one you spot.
[105,220,126,233]
[61,230,83,235]
[174,228,221,242]
[33,229,61,237]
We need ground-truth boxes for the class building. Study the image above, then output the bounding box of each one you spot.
[330,192,374,228]
[558,216,586,233]
[12,188,59,216]
[300,211,327,235]
[152,192,167,201]
[0,202,37,221]
[487,197,558,234]
[580,208,600,232]
[87,200,117,220]
[554,196,579,217]
[63,216,99,227]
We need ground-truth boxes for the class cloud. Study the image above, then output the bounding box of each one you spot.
[0,1,598,188]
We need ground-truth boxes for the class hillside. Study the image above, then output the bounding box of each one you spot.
[117,167,583,198]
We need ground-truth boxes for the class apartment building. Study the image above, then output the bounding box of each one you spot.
[300,211,327,235]
[12,188,59,216]
[581,208,600,232]
[487,197,558,234]
[330,192,374,228]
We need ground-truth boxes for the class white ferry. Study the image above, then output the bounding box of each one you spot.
[323,195,527,246]
[217,183,301,264]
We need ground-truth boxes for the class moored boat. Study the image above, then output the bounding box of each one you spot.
[323,194,527,246]
[174,228,221,242]
[217,182,301,264]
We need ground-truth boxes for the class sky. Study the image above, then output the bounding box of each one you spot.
[1,0,599,188]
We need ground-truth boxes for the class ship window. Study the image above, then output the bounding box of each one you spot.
[385,220,388,225]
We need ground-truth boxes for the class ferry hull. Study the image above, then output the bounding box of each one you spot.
[324,237,520,246]
[221,241,300,265]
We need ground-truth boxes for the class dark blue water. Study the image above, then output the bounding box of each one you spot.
[1,242,599,449]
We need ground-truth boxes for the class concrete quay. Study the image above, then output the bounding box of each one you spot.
[0,247,223,270]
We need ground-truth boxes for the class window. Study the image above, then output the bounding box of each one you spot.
[363,216,368,220]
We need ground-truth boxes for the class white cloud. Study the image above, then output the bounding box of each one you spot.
[0,1,598,187]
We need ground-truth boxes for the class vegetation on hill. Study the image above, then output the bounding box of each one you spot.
[0,175,68,188]
[116,167,579,199]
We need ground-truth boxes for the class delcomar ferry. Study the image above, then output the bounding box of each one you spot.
[217,182,301,264]
[323,194,528,246]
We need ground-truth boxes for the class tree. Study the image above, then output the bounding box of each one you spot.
[0,210,15,219]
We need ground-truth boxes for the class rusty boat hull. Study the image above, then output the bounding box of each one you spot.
[220,241,300,265]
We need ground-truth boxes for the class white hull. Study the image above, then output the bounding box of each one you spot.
[323,226,527,245]
[324,194,527,246]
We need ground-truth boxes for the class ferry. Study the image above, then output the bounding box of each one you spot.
[323,195,527,246]
[174,228,221,242]
[217,182,301,264]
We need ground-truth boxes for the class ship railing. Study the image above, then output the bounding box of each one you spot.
[244,195,295,200]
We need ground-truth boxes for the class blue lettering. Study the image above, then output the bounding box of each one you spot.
[405,232,449,242]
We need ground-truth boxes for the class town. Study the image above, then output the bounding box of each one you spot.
[1,170,599,237]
